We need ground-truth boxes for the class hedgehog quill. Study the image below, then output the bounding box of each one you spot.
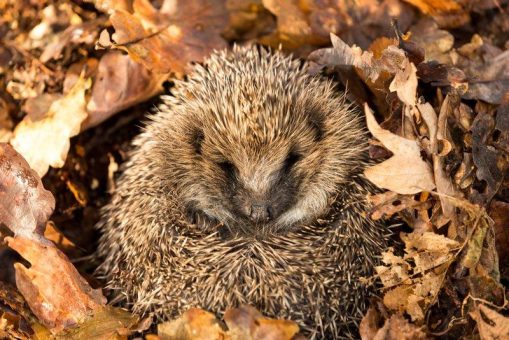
[97,46,390,338]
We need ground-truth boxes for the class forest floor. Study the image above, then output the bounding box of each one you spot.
[1,0,509,339]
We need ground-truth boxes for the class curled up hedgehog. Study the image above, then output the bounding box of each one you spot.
[96,46,390,338]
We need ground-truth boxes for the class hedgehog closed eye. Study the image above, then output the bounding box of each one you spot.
[283,152,302,171]
[217,161,236,177]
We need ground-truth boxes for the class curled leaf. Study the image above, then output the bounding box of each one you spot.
[364,104,435,194]
[7,236,105,332]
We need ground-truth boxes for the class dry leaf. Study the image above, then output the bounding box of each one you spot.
[376,232,459,321]
[105,0,228,74]
[471,109,509,204]
[389,60,418,106]
[39,19,104,63]
[0,144,54,243]
[6,236,105,332]
[364,104,435,194]
[10,76,91,177]
[308,34,380,82]
[158,305,300,340]
[368,192,432,220]
[418,99,462,219]
[402,0,461,15]
[471,304,509,339]
[224,305,300,340]
[58,306,142,339]
[84,51,165,129]
[158,308,226,340]
[361,310,428,340]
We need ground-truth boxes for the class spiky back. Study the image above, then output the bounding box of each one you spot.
[96,46,390,338]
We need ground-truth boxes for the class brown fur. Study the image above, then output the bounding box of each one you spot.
[97,46,389,338]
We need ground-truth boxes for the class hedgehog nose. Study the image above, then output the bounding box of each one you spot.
[249,204,271,222]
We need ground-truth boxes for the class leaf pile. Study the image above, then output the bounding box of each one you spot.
[1,0,509,338]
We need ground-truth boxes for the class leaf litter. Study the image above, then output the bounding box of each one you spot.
[1,0,509,338]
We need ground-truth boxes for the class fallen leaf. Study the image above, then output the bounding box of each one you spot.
[158,308,226,340]
[261,0,413,50]
[470,304,509,339]
[43,221,78,257]
[418,99,463,219]
[389,59,418,106]
[490,200,509,280]
[158,305,300,340]
[39,19,104,63]
[105,0,228,74]
[308,34,382,82]
[10,75,91,177]
[458,36,509,104]
[224,305,300,340]
[376,232,459,321]
[409,18,454,63]
[84,51,165,129]
[7,236,105,332]
[0,144,54,243]
[402,0,461,15]
[361,311,428,340]
[364,104,435,194]
[58,306,142,339]
[0,280,34,338]
[368,192,432,220]
[471,110,509,205]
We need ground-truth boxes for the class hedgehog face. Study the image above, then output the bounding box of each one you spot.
[186,115,324,236]
[153,48,365,237]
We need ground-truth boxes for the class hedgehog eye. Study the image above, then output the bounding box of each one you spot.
[218,161,236,177]
[284,151,302,172]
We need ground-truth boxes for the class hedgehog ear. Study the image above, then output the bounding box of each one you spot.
[191,128,205,155]
[308,110,325,142]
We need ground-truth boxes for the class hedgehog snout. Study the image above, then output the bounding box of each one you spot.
[242,202,273,222]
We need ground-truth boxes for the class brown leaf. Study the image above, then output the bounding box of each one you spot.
[10,75,91,177]
[361,311,428,340]
[409,18,454,63]
[402,0,461,15]
[364,104,436,194]
[0,144,54,243]
[458,37,509,105]
[106,0,228,74]
[368,192,432,221]
[158,306,300,340]
[6,236,105,332]
[158,308,225,340]
[0,280,34,338]
[308,34,388,83]
[376,232,459,321]
[471,109,509,205]
[470,304,509,339]
[39,19,104,63]
[490,200,509,280]
[224,305,300,340]
[43,222,78,257]
[58,306,143,339]
[84,51,165,129]
[418,99,463,219]
[389,59,418,106]
[261,0,413,51]
[260,0,316,49]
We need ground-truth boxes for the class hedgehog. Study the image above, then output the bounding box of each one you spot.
[96,46,390,338]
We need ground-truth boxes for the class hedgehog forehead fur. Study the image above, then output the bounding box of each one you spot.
[150,47,365,235]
